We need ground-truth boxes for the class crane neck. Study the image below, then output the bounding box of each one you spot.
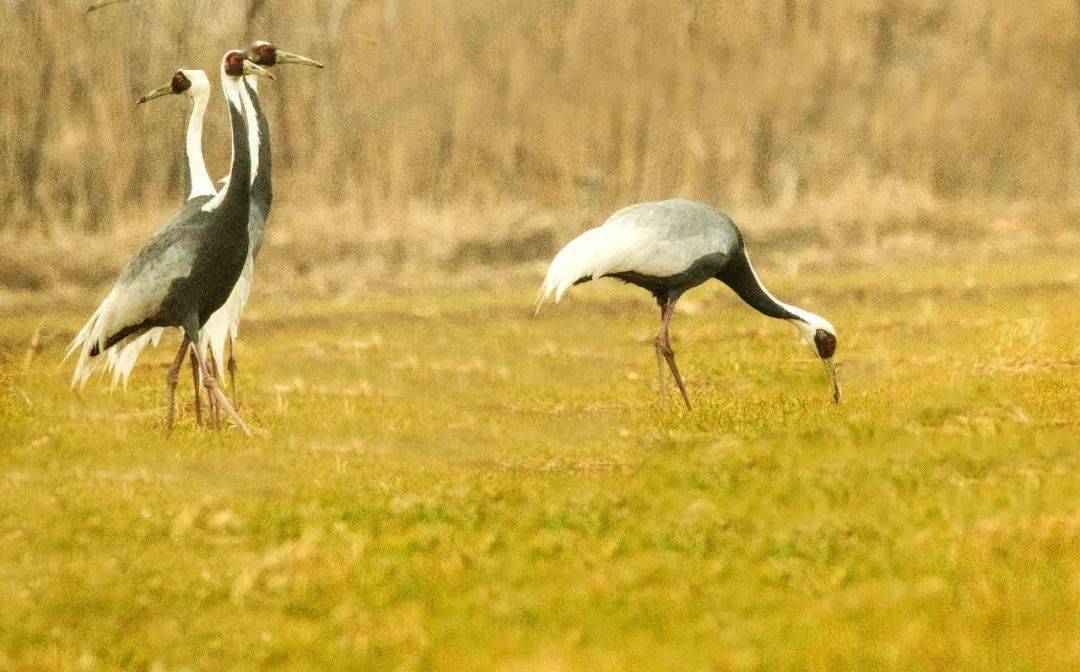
[717,251,833,346]
[185,86,215,200]
[201,75,251,218]
[242,75,272,209]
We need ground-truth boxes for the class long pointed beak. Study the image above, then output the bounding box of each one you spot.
[823,358,841,404]
[137,84,172,104]
[273,50,324,68]
[243,60,275,81]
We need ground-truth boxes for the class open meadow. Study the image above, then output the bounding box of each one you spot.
[2,256,1079,670]
[4,0,1080,669]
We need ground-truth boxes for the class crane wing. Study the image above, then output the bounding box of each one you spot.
[66,219,203,388]
[539,202,734,303]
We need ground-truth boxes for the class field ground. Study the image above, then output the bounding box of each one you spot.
[1,257,1079,670]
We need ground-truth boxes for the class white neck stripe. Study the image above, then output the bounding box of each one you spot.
[743,255,833,344]
[240,76,261,186]
[186,87,215,199]
[202,74,245,212]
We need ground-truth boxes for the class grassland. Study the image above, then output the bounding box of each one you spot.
[1,257,1078,670]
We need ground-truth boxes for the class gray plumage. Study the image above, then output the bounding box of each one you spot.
[68,73,253,388]
[539,199,841,407]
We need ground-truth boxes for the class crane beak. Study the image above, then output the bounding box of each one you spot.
[273,50,324,68]
[822,358,841,404]
[242,60,275,81]
[137,84,173,104]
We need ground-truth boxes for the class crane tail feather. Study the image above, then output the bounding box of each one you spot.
[104,328,165,389]
[66,288,124,389]
[538,226,632,306]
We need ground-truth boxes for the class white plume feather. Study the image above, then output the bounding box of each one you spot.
[104,328,164,388]
[65,283,148,389]
[538,207,695,305]
[201,257,253,377]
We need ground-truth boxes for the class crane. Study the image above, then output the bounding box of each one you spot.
[67,51,274,435]
[104,43,321,423]
[199,40,323,406]
[103,68,218,424]
[538,199,840,409]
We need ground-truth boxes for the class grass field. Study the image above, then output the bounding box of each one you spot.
[1,258,1079,670]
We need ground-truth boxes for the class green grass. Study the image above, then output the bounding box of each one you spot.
[1,259,1079,671]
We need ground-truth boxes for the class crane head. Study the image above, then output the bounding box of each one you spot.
[792,314,840,404]
[223,50,275,81]
[814,328,840,404]
[246,40,324,69]
[138,69,209,104]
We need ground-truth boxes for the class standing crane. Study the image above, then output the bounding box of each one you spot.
[538,199,840,409]
[200,40,324,405]
[67,51,274,435]
[104,68,218,424]
[104,43,321,422]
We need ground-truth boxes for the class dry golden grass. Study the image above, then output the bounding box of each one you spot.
[2,260,1080,670]
[3,6,1080,667]
[3,1,1079,256]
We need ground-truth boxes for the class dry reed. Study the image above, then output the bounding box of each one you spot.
[2,0,1079,290]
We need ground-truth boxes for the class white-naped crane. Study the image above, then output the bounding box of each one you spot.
[198,40,323,405]
[538,199,840,409]
[104,68,218,425]
[66,51,275,435]
[104,43,322,420]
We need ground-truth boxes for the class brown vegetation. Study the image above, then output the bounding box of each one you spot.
[2,0,1079,292]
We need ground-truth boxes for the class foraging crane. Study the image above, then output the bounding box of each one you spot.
[538,199,840,409]
[67,51,274,435]
[199,40,323,404]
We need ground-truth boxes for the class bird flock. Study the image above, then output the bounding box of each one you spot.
[67,43,839,434]
[67,42,323,436]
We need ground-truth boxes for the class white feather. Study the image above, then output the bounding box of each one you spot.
[65,297,109,389]
[66,277,161,389]
[103,328,164,388]
[182,70,216,200]
[538,202,725,304]
[201,256,253,377]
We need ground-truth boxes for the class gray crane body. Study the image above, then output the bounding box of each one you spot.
[68,79,252,386]
[548,199,798,318]
[539,198,840,406]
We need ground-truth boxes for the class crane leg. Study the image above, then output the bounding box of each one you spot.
[165,336,191,435]
[189,348,203,427]
[226,334,238,410]
[206,349,221,429]
[655,298,692,410]
[191,343,252,437]
[654,305,668,407]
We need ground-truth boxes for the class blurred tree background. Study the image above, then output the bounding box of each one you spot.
[2,0,1079,288]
